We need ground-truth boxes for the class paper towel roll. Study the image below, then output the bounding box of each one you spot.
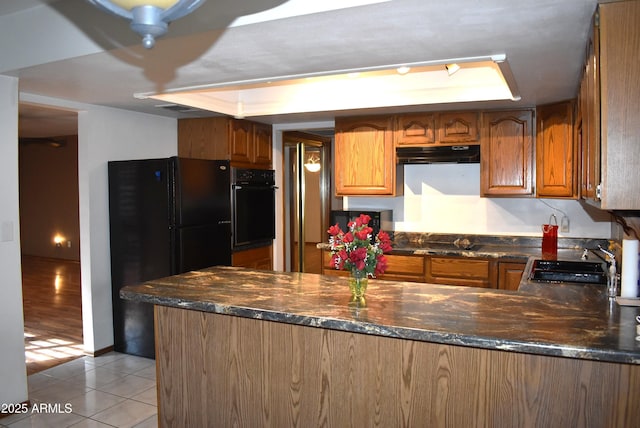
[620,239,639,298]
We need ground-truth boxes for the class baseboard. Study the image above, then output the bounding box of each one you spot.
[86,345,114,357]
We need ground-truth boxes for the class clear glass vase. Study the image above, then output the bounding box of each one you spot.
[349,269,368,305]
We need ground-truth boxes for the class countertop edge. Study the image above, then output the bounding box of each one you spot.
[120,282,640,365]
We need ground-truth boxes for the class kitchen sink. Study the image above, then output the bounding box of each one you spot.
[529,260,607,285]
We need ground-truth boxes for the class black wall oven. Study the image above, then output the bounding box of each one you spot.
[232,167,276,250]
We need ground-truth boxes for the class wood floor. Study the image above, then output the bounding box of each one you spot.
[21,255,84,375]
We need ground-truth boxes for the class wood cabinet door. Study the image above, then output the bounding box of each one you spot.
[438,111,480,144]
[581,18,601,203]
[481,110,534,196]
[597,1,640,209]
[395,113,436,146]
[228,119,253,165]
[252,122,273,167]
[335,116,397,196]
[536,101,577,198]
[498,261,526,291]
[177,117,228,160]
[579,68,589,199]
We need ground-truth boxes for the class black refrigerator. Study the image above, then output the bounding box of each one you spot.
[108,157,232,358]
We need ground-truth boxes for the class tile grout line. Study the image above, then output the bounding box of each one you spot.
[3,352,158,427]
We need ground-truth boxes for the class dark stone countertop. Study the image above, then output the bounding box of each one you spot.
[121,264,640,365]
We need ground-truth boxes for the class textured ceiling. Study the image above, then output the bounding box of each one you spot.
[3,0,599,137]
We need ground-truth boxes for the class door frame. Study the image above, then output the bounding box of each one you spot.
[283,131,332,272]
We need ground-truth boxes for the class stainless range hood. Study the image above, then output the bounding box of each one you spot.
[396,145,480,164]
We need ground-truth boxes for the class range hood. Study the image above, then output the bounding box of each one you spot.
[396,145,480,164]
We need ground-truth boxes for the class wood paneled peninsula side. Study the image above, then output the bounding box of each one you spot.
[122,267,640,427]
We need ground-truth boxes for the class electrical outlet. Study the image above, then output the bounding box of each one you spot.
[560,216,570,233]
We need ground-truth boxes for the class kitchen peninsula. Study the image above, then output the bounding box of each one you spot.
[122,266,640,427]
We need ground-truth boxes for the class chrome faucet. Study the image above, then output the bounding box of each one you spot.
[583,246,618,298]
[599,246,618,298]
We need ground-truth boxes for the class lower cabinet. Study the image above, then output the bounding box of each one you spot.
[376,254,426,282]
[498,261,527,291]
[426,256,497,288]
[322,250,526,289]
[232,245,273,270]
[322,252,426,283]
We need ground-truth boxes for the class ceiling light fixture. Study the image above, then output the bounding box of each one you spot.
[87,0,206,48]
[304,154,322,173]
[140,55,521,116]
[396,66,411,75]
[445,63,460,76]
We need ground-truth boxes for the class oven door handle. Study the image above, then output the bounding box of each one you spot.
[232,184,278,190]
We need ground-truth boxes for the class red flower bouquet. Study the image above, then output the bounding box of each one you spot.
[327,213,393,278]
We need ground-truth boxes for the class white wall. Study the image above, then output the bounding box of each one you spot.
[346,163,613,238]
[0,76,28,406]
[77,105,177,353]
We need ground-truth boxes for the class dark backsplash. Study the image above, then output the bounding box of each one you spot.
[392,232,612,251]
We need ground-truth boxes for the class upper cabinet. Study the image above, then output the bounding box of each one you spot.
[437,111,480,145]
[579,1,640,209]
[480,110,534,197]
[579,15,601,202]
[178,117,273,169]
[227,119,253,164]
[395,111,479,147]
[395,113,436,146]
[334,116,401,196]
[536,101,577,198]
[334,111,481,196]
[252,122,274,166]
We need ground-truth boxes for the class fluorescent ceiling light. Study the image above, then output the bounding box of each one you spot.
[140,55,520,118]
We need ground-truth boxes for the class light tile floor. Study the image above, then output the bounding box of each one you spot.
[1,352,157,428]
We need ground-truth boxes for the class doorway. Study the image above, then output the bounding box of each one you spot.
[18,104,83,374]
[283,131,332,273]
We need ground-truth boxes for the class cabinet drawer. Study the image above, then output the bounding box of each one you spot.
[322,251,425,282]
[427,256,497,288]
[378,254,425,282]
